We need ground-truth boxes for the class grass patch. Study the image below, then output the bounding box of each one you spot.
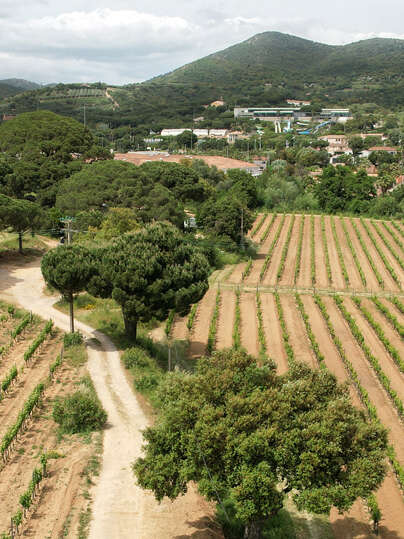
[64,344,87,368]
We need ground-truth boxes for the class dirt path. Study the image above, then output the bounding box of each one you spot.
[105,88,120,109]
[259,293,288,373]
[229,260,247,284]
[0,260,220,539]
[249,214,268,242]
[383,297,404,326]
[239,291,259,357]
[216,289,235,350]
[297,216,312,289]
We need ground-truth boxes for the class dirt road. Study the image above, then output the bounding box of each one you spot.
[0,259,220,539]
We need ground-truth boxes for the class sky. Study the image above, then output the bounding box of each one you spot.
[2,0,404,85]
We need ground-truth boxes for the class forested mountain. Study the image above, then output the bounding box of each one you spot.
[0,79,41,99]
[2,32,404,129]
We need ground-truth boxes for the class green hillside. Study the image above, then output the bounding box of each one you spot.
[2,32,404,130]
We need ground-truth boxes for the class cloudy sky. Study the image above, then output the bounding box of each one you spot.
[2,0,404,85]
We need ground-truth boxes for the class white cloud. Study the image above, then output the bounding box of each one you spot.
[1,3,404,84]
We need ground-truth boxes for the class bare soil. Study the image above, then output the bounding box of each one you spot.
[259,293,288,374]
[323,216,346,290]
[342,217,381,292]
[188,287,217,358]
[171,313,189,341]
[334,217,363,291]
[313,216,329,289]
[297,216,312,289]
[239,291,259,357]
[262,214,292,286]
[279,214,301,287]
[244,214,282,285]
[354,218,399,292]
[279,294,316,368]
[215,289,235,350]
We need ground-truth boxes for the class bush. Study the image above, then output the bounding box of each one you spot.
[53,389,107,434]
[63,331,83,347]
[135,374,159,391]
[122,347,150,369]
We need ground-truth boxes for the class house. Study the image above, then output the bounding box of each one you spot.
[318,135,351,156]
[286,99,311,106]
[360,146,399,158]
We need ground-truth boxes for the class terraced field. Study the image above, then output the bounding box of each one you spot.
[170,214,404,538]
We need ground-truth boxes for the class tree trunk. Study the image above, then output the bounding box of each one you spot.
[18,232,23,254]
[123,312,137,340]
[69,293,75,333]
[244,522,262,539]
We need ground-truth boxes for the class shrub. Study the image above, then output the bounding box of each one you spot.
[63,331,83,347]
[53,390,107,434]
[122,347,150,369]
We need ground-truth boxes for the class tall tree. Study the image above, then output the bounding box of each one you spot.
[88,222,210,339]
[41,245,94,332]
[0,194,41,253]
[134,349,387,539]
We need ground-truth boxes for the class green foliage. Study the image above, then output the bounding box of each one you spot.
[186,304,198,332]
[206,290,221,354]
[331,216,349,286]
[88,222,210,339]
[165,310,175,338]
[352,297,404,371]
[340,217,366,286]
[391,296,404,314]
[0,195,42,252]
[10,313,32,339]
[350,218,384,287]
[232,289,241,350]
[274,293,295,365]
[371,297,404,337]
[259,214,277,245]
[321,216,332,285]
[260,215,285,281]
[241,258,253,281]
[0,365,18,396]
[197,196,254,243]
[310,215,316,286]
[295,294,325,367]
[41,245,94,298]
[134,348,387,535]
[335,296,404,419]
[24,320,53,362]
[53,388,107,434]
[64,331,84,347]
[1,383,45,458]
[360,218,401,288]
[371,220,404,271]
[251,214,267,238]
[276,215,295,282]
[294,215,305,285]
[256,292,267,360]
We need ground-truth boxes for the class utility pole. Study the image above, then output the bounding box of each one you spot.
[60,217,76,245]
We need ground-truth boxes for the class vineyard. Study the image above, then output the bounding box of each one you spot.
[170,213,404,538]
[0,301,98,538]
